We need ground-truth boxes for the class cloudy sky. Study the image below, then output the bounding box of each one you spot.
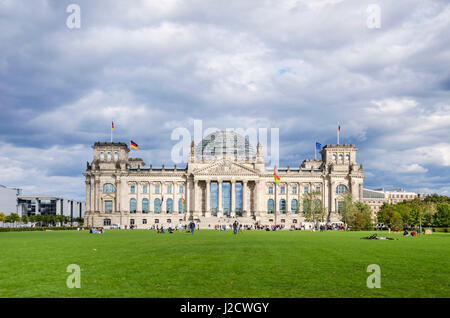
[1,0,449,201]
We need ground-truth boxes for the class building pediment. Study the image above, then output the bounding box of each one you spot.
[193,160,258,176]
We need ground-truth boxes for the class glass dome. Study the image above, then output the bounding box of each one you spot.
[195,130,256,161]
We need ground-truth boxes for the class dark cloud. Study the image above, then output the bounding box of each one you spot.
[0,0,449,200]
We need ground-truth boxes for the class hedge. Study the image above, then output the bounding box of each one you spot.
[0,226,89,232]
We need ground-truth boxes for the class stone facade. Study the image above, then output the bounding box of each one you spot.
[83,131,364,228]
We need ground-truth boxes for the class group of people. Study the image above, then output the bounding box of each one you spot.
[154,222,197,235]
[88,227,104,234]
[403,229,419,237]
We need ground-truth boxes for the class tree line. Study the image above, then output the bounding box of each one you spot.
[376,194,449,231]
[302,192,449,231]
[0,212,84,227]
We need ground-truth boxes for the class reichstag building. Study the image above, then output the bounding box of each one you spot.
[83,131,364,228]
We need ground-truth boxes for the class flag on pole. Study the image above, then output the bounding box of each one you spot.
[181,195,184,207]
[337,124,341,144]
[130,140,138,150]
[111,121,115,131]
[315,142,321,160]
[315,142,321,150]
[273,167,281,183]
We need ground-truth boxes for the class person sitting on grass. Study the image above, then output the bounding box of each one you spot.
[403,229,409,236]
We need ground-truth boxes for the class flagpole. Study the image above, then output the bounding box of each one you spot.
[314,144,316,160]
[337,123,340,145]
[274,166,277,228]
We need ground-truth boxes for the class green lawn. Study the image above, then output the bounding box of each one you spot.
[0,229,449,298]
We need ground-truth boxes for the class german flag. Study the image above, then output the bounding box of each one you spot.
[273,167,281,183]
[130,140,138,150]
[111,121,114,131]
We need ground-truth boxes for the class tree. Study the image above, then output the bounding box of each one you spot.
[0,212,5,225]
[7,213,20,227]
[21,214,29,225]
[302,191,326,226]
[338,193,356,225]
[378,204,403,231]
[396,204,412,227]
[56,215,65,226]
[433,203,449,227]
[34,214,42,226]
[352,202,374,230]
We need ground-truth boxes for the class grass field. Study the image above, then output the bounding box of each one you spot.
[0,229,449,298]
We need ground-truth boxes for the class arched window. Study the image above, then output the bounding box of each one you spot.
[166,199,173,213]
[105,200,113,213]
[345,154,350,161]
[178,198,185,213]
[291,199,298,214]
[129,199,136,213]
[279,199,286,214]
[154,199,161,213]
[114,152,119,160]
[303,199,310,213]
[100,152,105,160]
[338,154,343,161]
[332,154,336,161]
[103,183,115,193]
[336,185,348,194]
[315,199,322,210]
[107,152,112,161]
[142,199,149,213]
[267,199,274,214]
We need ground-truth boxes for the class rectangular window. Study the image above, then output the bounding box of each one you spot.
[155,185,160,194]
[105,200,113,213]
[167,185,172,194]
[143,185,148,193]
[304,186,309,194]
[316,186,321,193]
[130,185,135,193]
[338,201,344,213]
[179,185,184,194]
[280,186,285,194]
[292,186,297,194]
[142,219,147,224]
[130,219,135,225]
[104,218,111,226]
[268,186,273,194]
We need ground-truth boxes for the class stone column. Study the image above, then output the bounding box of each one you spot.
[95,179,100,212]
[206,180,211,217]
[331,180,336,213]
[242,181,247,216]
[136,182,140,213]
[85,181,90,212]
[114,179,122,212]
[186,180,191,218]
[194,180,199,217]
[231,181,236,217]
[255,180,262,216]
[90,177,95,213]
[286,183,290,215]
[218,180,223,217]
